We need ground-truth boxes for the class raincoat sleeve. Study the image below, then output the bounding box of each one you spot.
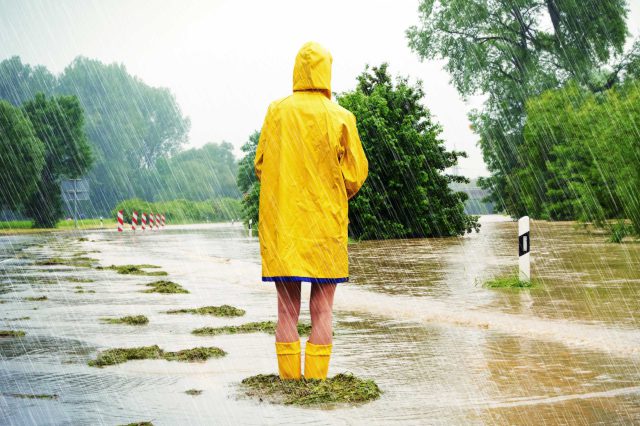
[340,113,369,200]
[254,105,272,182]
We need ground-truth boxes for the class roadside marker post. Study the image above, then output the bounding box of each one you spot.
[132,210,138,231]
[117,210,124,232]
[155,214,161,230]
[161,214,166,228]
[141,212,146,231]
[519,216,531,282]
[149,212,155,230]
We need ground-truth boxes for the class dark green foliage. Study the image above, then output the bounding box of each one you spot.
[141,280,189,294]
[185,389,202,396]
[337,64,479,239]
[166,305,246,317]
[522,81,640,235]
[88,345,226,367]
[0,100,45,209]
[192,321,311,336]
[241,373,382,406]
[407,0,633,217]
[237,131,261,228]
[21,93,93,227]
[119,422,153,426]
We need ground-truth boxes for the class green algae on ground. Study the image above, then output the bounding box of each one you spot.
[185,389,203,396]
[118,422,153,426]
[68,277,95,283]
[35,256,97,268]
[8,393,58,400]
[0,330,26,337]
[193,321,311,336]
[101,315,149,325]
[163,346,226,362]
[88,345,226,367]
[166,305,245,317]
[483,275,537,289]
[24,295,47,301]
[241,373,381,406]
[97,264,167,276]
[142,280,189,294]
[4,317,30,321]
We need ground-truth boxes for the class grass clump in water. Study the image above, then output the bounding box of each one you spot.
[24,295,47,301]
[166,305,245,317]
[9,393,58,400]
[241,373,381,406]
[193,321,311,336]
[36,256,97,268]
[142,280,189,294]
[163,346,226,362]
[118,423,153,426]
[68,277,95,283]
[98,264,167,276]
[88,345,226,367]
[101,315,149,325]
[185,389,202,396]
[483,275,536,289]
[0,330,26,337]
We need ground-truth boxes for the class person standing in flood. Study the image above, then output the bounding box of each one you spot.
[254,41,368,380]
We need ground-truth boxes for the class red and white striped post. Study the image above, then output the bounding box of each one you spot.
[117,210,124,232]
[132,210,138,231]
[161,214,166,228]
[141,212,147,231]
[155,213,161,230]
[149,212,155,230]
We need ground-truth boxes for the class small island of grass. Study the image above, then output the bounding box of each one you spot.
[166,305,245,317]
[192,321,311,336]
[241,373,381,406]
[88,345,226,367]
[142,280,189,294]
[101,315,149,325]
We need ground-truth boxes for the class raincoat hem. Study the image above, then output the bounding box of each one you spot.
[262,276,348,284]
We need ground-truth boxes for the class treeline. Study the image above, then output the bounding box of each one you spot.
[0,56,240,221]
[407,0,640,236]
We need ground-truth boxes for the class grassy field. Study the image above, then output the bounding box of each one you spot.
[0,218,108,235]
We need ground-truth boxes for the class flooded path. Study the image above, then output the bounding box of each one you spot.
[1,216,639,425]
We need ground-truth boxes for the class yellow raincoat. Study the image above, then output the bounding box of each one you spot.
[254,41,368,283]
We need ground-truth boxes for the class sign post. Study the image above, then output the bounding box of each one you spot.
[518,216,530,283]
[61,179,89,229]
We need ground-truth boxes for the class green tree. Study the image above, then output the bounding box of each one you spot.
[523,79,640,234]
[0,100,45,209]
[407,0,633,217]
[149,142,240,201]
[337,64,479,239]
[0,56,57,106]
[237,131,260,227]
[22,94,93,227]
[56,57,190,213]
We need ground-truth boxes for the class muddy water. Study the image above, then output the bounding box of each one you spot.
[0,217,639,425]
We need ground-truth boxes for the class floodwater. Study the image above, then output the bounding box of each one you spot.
[1,216,639,425]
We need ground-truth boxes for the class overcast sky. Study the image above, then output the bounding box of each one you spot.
[1,1,639,178]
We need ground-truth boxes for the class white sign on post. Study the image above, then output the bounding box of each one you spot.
[518,216,530,282]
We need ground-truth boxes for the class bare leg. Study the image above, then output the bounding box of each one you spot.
[275,281,301,342]
[309,283,337,345]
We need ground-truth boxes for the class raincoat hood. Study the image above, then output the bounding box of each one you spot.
[293,41,332,99]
